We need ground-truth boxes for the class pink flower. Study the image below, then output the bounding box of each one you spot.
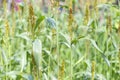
[15,0,22,3]
[15,4,19,11]
[14,0,22,11]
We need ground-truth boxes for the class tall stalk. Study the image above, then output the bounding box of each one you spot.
[57,23,60,79]
[4,20,10,80]
[93,0,98,62]
[28,3,40,79]
[91,0,98,79]
[68,1,74,79]
[84,1,90,59]
[53,1,60,79]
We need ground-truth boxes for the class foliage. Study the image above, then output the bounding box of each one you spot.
[0,0,120,80]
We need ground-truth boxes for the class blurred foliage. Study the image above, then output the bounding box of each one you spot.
[0,0,120,80]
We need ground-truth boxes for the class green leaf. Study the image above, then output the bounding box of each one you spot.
[21,52,27,72]
[34,15,45,31]
[60,33,71,45]
[89,39,103,53]
[1,49,8,65]
[21,74,34,80]
[6,71,19,79]
[111,35,118,49]
[32,39,42,69]
[71,35,85,44]
[60,42,70,48]
[16,32,30,41]
[74,56,85,67]
[101,53,110,67]
[88,39,110,66]
[60,5,69,9]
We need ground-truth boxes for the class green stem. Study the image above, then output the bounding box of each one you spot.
[48,33,53,80]
[57,24,60,79]
[70,45,73,80]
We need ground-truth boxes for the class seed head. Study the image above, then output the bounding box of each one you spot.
[91,61,95,80]
[106,16,112,34]
[29,3,36,33]
[58,60,65,80]
[93,0,98,17]
[84,2,89,25]
[5,20,9,37]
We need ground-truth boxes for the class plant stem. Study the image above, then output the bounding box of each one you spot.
[48,32,53,80]
[70,45,73,80]
[56,18,59,80]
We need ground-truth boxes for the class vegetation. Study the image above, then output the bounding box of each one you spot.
[0,0,120,80]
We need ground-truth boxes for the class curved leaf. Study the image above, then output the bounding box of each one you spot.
[34,15,45,31]
[88,39,110,66]
[33,39,42,69]
[89,39,103,53]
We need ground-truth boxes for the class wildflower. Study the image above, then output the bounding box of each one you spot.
[14,0,22,11]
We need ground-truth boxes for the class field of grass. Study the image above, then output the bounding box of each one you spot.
[0,0,120,80]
